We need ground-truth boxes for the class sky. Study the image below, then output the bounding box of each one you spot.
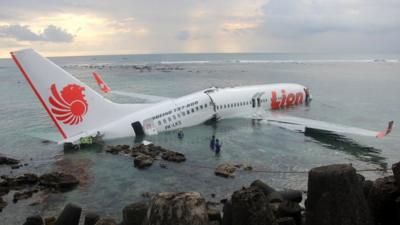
[0,0,399,57]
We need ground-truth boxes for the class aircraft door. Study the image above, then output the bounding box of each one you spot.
[131,121,145,136]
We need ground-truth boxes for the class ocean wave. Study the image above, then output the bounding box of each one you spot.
[58,59,400,68]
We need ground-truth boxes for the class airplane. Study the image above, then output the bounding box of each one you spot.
[10,49,394,144]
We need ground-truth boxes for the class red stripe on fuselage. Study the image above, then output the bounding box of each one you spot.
[10,52,67,139]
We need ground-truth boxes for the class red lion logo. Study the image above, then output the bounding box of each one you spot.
[49,83,88,125]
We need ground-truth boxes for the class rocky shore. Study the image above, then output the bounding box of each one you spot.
[104,144,186,169]
[17,161,400,225]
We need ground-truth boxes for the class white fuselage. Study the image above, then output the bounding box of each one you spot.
[99,83,308,140]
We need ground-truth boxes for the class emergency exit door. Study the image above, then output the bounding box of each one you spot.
[131,121,145,136]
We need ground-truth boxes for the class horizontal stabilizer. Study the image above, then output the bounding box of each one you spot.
[263,114,394,138]
[92,71,171,103]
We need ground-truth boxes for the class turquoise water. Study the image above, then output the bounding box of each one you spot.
[0,53,399,224]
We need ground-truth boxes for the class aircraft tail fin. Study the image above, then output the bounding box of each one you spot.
[93,72,111,93]
[376,121,394,138]
[11,49,139,140]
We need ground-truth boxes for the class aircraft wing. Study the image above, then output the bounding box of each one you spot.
[92,72,171,103]
[259,113,394,138]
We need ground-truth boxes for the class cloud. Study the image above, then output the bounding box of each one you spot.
[0,24,74,42]
[262,0,400,38]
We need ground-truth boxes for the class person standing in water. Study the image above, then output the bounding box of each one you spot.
[215,139,222,155]
[210,135,216,150]
[178,129,184,139]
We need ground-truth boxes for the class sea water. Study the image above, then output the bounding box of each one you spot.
[0,53,399,224]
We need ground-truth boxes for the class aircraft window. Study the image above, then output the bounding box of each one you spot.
[191,108,195,113]
[200,105,203,109]
[224,105,226,108]
[230,104,233,107]
[168,117,172,122]
[163,119,167,124]
[234,103,236,107]
[196,106,199,111]
[158,121,162,126]
[205,104,208,108]
[173,115,176,120]
[187,110,190,114]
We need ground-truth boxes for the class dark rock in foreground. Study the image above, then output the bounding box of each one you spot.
[144,192,208,225]
[39,172,79,192]
[84,212,100,225]
[94,218,117,225]
[367,175,400,225]
[0,156,19,165]
[251,179,276,196]
[55,203,82,225]
[392,161,400,189]
[230,186,277,225]
[306,164,372,225]
[23,215,44,225]
[122,202,148,225]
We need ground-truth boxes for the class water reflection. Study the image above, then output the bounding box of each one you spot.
[304,128,387,169]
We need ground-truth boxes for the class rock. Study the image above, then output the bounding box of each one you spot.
[362,180,374,198]
[306,164,372,225]
[209,221,220,225]
[215,164,236,178]
[396,197,400,224]
[44,217,56,225]
[276,217,296,225]
[0,196,7,212]
[230,186,277,225]
[0,156,19,165]
[16,173,39,186]
[367,175,400,225]
[39,172,79,192]
[55,203,82,225]
[23,215,44,225]
[243,165,253,171]
[222,200,232,225]
[267,192,284,203]
[250,180,276,196]
[276,201,302,225]
[161,151,186,162]
[134,154,154,169]
[13,189,38,203]
[122,202,148,225]
[0,185,9,196]
[84,212,100,225]
[11,164,21,169]
[144,192,208,225]
[207,202,221,223]
[278,190,302,203]
[94,218,117,225]
[392,161,400,188]
[132,144,164,158]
